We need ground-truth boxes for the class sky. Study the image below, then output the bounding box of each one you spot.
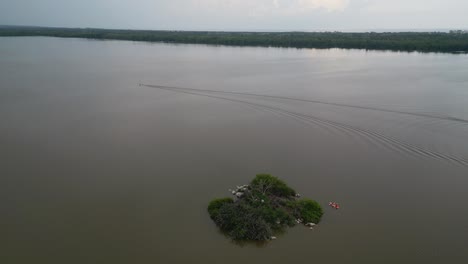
[0,0,467,31]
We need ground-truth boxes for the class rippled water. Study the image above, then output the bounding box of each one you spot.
[1,37,468,263]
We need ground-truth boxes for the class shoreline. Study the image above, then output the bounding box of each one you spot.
[1,26,468,54]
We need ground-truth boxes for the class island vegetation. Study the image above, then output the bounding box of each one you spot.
[208,174,323,241]
[1,26,468,53]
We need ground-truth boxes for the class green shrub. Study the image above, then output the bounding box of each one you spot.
[208,197,234,219]
[213,202,273,240]
[297,199,323,224]
[250,174,296,197]
[255,205,295,229]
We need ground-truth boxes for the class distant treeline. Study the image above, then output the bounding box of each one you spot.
[1,26,468,53]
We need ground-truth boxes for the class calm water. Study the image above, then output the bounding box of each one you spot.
[1,37,468,264]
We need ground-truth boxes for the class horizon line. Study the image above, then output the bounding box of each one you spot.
[1,24,467,33]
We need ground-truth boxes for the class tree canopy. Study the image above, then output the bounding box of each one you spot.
[1,26,468,53]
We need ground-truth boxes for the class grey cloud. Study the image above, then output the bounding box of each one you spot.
[0,0,467,31]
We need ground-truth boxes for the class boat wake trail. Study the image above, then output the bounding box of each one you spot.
[142,84,468,125]
[140,84,468,167]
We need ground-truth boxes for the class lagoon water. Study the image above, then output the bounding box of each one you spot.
[1,37,468,263]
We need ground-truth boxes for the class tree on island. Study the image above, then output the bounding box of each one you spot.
[208,174,323,241]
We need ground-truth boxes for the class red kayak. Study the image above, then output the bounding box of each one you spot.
[329,202,340,209]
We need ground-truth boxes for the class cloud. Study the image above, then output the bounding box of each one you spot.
[359,0,433,14]
[3,0,467,31]
[297,0,350,11]
[193,0,350,17]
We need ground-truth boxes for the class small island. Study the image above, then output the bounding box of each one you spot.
[208,174,323,241]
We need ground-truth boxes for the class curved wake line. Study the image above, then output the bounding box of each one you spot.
[140,84,468,167]
[142,84,468,125]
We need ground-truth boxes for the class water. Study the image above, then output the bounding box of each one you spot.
[1,37,467,264]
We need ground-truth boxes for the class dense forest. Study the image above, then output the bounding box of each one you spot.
[1,26,468,53]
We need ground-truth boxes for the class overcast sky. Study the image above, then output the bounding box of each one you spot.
[1,0,467,31]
